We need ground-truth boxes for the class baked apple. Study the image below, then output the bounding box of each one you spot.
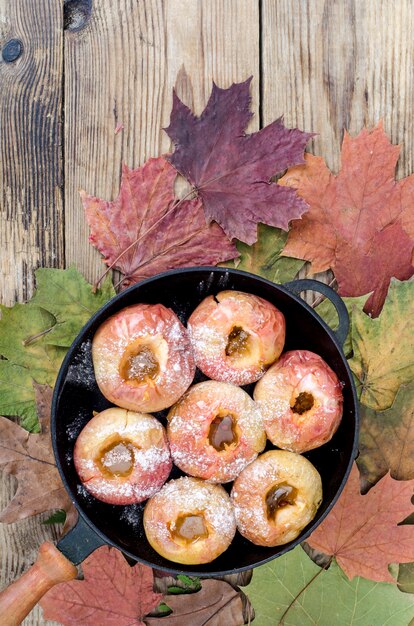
[143,476,236,565]
[167,381,266,483]
[73,407,172,505]
[254,350,343,453]
[188,290,285,385]
[92,303,195,412]
[231,450,322,547]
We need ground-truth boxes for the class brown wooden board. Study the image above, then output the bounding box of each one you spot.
[0,0,63,307]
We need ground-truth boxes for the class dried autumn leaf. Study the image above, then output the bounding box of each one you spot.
[280,124,414,317]
[81,156,237,286]
[357,382,414,489]
[165,77,312,244]
[306,464,414,582]
[40,546,162,626]
[348,277,414,410]
[224,224,304,284]
[0,384,75,525]
[145,579,251,626]
[246,545,414,625]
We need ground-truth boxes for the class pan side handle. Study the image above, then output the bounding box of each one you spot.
[0,515,105,625]
[283,278,349,347]
[56,512,106,564]
[0,542,77,626]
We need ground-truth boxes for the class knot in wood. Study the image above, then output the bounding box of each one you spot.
[64,0,92,32]
[2,39,23,63]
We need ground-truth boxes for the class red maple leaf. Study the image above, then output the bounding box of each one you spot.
[81,157,237,287]
[39,546,162,626]
[306,464,414,583]
[280,123,414,317]
[165,77,312,244]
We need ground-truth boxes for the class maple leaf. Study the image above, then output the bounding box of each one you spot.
[81,156,237,287]
[224,224,304,284]
[0,304,66,388]
[40,546,162,626]
[0,268,114,430]
[30,267,115,347]
[0,360,39,431]
[165,77,312,244]
[245,545,414,626]
[306,464,414,582]
[0,384,75,525]
[357,382,414,489]
[279,123,414,317]
[145,579,251,626]
[348,277,414,410]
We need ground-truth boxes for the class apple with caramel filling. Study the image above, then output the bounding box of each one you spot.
[254,350,343,453]
[231,450,322,547]
[188,290,285,385]
[73,408,172,505]
[167,381,266,483]
[143,477,236,565]
[92,303,195,413]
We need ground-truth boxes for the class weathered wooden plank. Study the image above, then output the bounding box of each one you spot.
[0,473,62,626]
[0,0,63,306]
[261,0,414,177]
[64,0,260,285]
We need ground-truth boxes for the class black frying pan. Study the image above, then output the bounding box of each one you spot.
[0,268,359,624]
[51,267,359,575]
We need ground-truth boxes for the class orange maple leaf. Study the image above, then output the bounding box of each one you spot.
[40,546,162,626]
[307,464,414,583]
[280,123,414,317]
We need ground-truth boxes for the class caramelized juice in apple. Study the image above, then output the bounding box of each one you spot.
[172,514,209,543]
[97,438,138,477]
[225,326,251,357]
[208,414,238,451]
[119,345,159,383]
[265,483,298,520]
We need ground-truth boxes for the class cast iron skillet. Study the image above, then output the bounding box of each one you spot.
[50,267,359,575]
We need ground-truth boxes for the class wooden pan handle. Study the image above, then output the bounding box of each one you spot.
[0,541,77,626]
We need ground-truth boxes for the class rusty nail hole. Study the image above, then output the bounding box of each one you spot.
[64,0,92,32]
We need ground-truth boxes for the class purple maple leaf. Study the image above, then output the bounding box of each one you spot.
[165,77,312,244]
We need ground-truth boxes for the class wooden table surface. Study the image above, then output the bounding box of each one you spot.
[1,1,414,624]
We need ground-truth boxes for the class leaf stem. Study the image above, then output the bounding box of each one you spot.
[22,325,55,346]
[93,186,197,291]
[278,557,332,625]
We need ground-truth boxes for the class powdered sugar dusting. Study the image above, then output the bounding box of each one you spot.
[74,408,172,505]
[92,303,196,412]
[254,350,343,453]
[231,450,322,547]
[188,290,285,385]
[144,476,236,559]
[168,381,266,482]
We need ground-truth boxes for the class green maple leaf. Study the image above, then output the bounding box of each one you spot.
[357,382,414,489]
[349,277,414,410]
[245,546,414,625]
[0,304,66,387]
[0,361,39,431]
[30,267,115,347]
[0,268,115,430]
[399,563,414,595]
[224,224,304,284]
